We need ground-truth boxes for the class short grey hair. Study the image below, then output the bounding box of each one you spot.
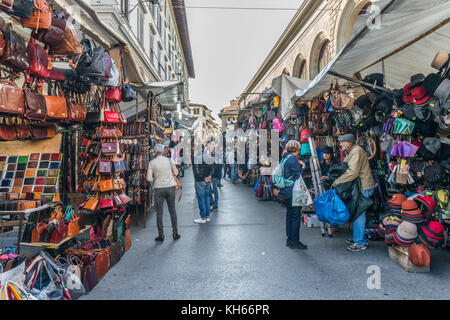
[286,140,301,153]
[154,144,165,155]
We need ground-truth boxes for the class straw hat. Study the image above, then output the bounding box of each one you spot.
[431,51,449,70]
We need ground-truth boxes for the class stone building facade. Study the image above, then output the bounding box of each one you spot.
[239,0,374,105]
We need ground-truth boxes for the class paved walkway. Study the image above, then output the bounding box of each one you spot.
[83,168,450,300]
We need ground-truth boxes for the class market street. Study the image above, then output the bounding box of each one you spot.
[83,168,450,300]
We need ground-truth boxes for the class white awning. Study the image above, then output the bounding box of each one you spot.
[294,0,450,102]
[272,74,311,119]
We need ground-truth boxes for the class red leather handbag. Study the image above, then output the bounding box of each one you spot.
[28,37,49,78]
[49,220,68,243]
[103,102,121,124]
[99,194,114,210]
[105,86,122,103]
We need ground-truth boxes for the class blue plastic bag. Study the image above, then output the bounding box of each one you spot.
[253,176,261,192]
[314,189,350,225]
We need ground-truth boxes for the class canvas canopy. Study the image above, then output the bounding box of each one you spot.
[294,0,450,102]
[272,74,311,119]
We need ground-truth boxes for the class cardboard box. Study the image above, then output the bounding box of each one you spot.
[303,214,321,228]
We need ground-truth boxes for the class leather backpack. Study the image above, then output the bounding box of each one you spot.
[24,89,46,120]
[1,25,29,71]
[21,0,51,31]
[50,23,82,55]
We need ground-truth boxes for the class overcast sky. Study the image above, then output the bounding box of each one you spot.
[185,0,303,120]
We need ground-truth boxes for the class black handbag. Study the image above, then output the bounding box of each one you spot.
[10,0,34,18]
[121,83,136,102]
[21,222,36,243]
[75,36,105,78]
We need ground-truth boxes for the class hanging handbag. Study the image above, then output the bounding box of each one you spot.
[0,123,17,140]
[24,89,46,120]
[67,98,87,122]
[83,194,99,211]
[0,82,25,115]
[99,159,112,174]
[102,141,118,154]
[99,178,114,192]
[44,84,67,120]
[1,25,29,71]
[14,124,31,139]
[27,38,49,78]
[112,176,123,191]
[20,0,51,31]
[101,53,112,80]
[50,23,82,55]
[11,0,34,18]
[118,192,131,205]
[105,87,122,103]
[106,59,119,87]
[67,215,80,238]
[30,125,48,139]
[121,83,136,102]
[99,194,114,210]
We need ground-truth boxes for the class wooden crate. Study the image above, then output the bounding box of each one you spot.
[388,245,430,273]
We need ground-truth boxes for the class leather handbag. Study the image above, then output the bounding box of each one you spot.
[99,127,121,139]
[102,142,118,154]
[83,194,99,211]
[21,0,51,31]
[118,192,131,205]
[11,0,34,18]
[47,67,65,81]
[99,159,111,174]
[0,124,17,140]
[91,249,109,280]
[14,124,31,139]
[121,83,136,102]
[1,26,29,71]
[103,102,121,123]
[67,99,87,122]
[99,195,113,210]
[30,125,47,139]
[106,59,119,87]
[99,178,113,192]
[101,53,112,80]
[49,220,68,243]
[24,90,46,120]
[51,10,66,30]
[0,32,5,57]
[27,37,49,78]
[31,222,47,242]
[51,23,82,55]
[0,82,25,115]
[67,215,80,238]
[108,241,122,267]
[45,85,67,119]
[125,228,131,251]
[105,87,122,103]
[75,36,105,77]
[112,193,123,208]
[38,25,65,45]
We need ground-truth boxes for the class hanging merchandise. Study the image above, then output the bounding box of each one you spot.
[20,0,51,31]
[273,95,280,108]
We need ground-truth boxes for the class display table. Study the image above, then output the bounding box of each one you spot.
[20,225,92,249]
[388,245,430,273]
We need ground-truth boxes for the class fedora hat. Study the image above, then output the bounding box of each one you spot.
[410,74,425,88]
[423,73,443,97]
[431,51,450,70]
[410,85,430,105]
[402,83,413,104]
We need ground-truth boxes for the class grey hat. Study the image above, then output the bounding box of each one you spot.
[423,137,441,154]
[155,144,165,154]
[339,134,355,143]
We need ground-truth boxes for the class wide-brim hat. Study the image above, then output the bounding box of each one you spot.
[394,221,418,246]
[431,51,450,70]
[408,243,431,266]
[411,85,430,105]
[389,194,407,206]
[413,195,436,218]
[410,73,426,88]
[423,73,443,96]
[434,78,450,105]
[420,221,445,241]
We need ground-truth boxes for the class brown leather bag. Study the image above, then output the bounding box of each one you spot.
[0,83,25,115]
[0,124,17,140]
[24,90,46,120]
[45,95,67,119]
[51,23,82,55]
[46,124,55,138]
[331,92,355,110]
[31,222,48,242]
[67,99,87,122]
[99,178,114,192]
[83,195,99,211]
[21,0,51,31]
[1,26,29,71]
[67,215,80,238]
[30,125,47,139]
[14,124,31,139]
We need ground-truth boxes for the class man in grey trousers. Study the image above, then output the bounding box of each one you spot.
[146,144,181,242]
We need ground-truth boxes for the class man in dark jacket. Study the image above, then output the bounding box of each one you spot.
[209,145,222,213]
[193,148,213,224]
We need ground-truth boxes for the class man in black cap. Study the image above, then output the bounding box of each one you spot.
[332,134,375,252]
[320,145,337,182]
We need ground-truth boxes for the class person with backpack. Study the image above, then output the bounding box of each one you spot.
[277,140,307,249]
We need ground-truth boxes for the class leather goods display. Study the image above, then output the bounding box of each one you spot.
[24,90,46,120]
[0,82,25,115]
[27,37,49,78]
[1,26,29,70]
[99,159,111,174]
[121,83,136,102]
[67,215,79,238]
[105,87,121,103]
[20,0,51,31]
[99,178,113,192]
[102,142,118,154]
[0,123,17,140]
[14,124,31,139]
[51,23,82,55]
[11,0,35,19]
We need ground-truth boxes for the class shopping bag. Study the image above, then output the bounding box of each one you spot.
[292,176,313,207]
[253,175,261,192]
[314,189,350,225]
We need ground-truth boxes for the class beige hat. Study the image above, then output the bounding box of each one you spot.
[431,51,449,70]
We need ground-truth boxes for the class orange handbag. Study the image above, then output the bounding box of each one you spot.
[44,95,67,119]
[67,215,80,238]
[31,222,47,242]
[125,229,131,251]
[21,0,51,31]
[83,194,99,211]
[46,124,56,138]
[99,178,114,192]
[50,206,63,220]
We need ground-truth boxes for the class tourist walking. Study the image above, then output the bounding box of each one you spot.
[193,149,213,224]
[146,144,181,242]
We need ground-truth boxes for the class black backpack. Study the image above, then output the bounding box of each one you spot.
[424,163,447,185]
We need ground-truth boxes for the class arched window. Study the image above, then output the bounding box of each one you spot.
[318,40,331,74]
[298,60,307,79]
[293,54,307,80]
[282,68,290,76]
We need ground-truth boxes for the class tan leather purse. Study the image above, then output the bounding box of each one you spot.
[99,178,114,192]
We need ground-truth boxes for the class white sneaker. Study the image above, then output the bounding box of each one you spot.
[194,218,207,224]
[206,218,211,222]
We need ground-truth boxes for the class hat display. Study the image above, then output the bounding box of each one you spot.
[419,221,445,248]
[401,200,423,224]
[413,195,435,219]
[410,73,425,88]
[388,194,407,217]
[423,73,443,97]
[410,85,430,105]
[383,216,402,245]
[402,83,413,104]
[338,133,355,143]
[434,79,450,104]
[430,51,449,70]
[408,243,431,267]
[394,221,418,246]
[423,137,441,155]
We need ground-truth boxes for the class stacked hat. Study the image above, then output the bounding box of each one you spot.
[401,200,424,224]
[419,221,445,248]
[388,194,407,217]
[383,216,402,245]
[413,195,436,219]
[408,243,431,267]
[394,221,418,246]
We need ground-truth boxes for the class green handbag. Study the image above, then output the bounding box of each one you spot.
[300,143,311,156]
